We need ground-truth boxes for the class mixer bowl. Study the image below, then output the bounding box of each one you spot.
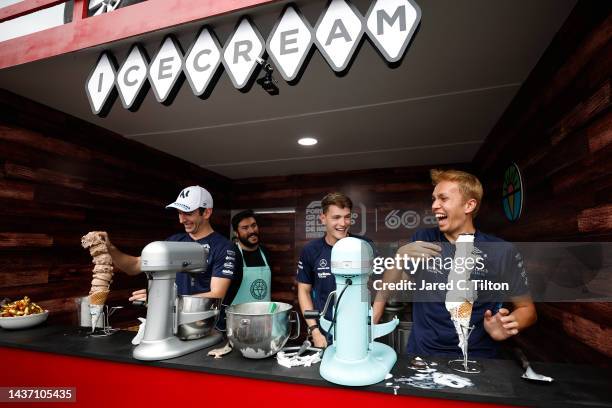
[176,296,220,340]
[226,302,299,359]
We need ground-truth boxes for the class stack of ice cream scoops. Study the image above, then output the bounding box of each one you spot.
[80,232,114,331]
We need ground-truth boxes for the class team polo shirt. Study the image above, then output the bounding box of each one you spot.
[166,232,243,306]
[296,235,374,322]
[408,228,529,358]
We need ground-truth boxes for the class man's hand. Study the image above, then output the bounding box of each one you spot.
[311,329,328,348]
[484,308,519,340]
[129,289,147,302]
[397,241,441,260]
[92,231,113,250]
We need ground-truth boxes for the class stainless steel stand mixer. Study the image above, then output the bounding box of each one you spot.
[132,241,223,361]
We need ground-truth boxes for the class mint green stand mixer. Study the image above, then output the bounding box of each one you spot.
[305,237,399,386]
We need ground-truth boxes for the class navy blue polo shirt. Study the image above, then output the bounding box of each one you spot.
[166,232,242,306]
[296,235,375,322]
[408,228,529,358]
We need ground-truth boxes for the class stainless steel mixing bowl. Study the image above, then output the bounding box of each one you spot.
[176,296,220,340]
[226,302,299,359]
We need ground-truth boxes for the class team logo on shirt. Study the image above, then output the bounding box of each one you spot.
[319,259,328,268]
[250,279,268,300]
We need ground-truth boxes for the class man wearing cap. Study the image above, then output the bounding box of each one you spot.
[230,209,272,305]
[96,186,243,319]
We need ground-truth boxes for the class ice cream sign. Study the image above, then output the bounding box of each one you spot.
[86,0,421,116]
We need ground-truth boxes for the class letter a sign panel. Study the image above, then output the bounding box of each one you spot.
[85,0,421,116]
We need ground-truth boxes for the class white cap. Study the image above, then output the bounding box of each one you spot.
[166,186,213,212]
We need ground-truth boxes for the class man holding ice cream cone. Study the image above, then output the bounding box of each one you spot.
[373,169,536,357]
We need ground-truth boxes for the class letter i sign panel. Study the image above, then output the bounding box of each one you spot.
[85,52,118,117]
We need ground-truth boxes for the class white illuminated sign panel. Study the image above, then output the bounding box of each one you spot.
[85,52,117,117]
[184,27,223,98]
[222,18,265,89]
[365,0,421,63]
[267,5,313,82]
[116,44,149,111]
[85,0,421,115]
[314,0,364,72]
[148,36,184,105]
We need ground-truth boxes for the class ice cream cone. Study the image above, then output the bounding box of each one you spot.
[457,301,473,319]
[81,232,105,249]
[93,265,113,274]
[89,243,108,257]
[92,254,113,265]
[89,289,109,306]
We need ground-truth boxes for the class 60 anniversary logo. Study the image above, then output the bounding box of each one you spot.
[86,0,421,116]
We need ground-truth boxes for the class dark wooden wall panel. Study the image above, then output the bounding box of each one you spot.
[474,2,612,366]
[0,89,232,327]
[232,164,471,338]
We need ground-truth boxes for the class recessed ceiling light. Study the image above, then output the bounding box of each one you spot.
[298,137,318,146]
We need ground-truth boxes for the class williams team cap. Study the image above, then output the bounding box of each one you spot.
[166,186,213,212]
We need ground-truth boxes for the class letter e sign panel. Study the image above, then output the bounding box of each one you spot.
[149,36,184,105]
[267,5,313,82]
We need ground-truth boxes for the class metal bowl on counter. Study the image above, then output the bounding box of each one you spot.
[226,302,300,359]
[176,296,220,340]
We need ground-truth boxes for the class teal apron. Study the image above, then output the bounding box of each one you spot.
[231,246,272,305]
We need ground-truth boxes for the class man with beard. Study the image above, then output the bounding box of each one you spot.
[230,209,272,304]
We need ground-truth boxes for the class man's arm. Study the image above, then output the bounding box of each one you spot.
[484,295,537,341]
[372,241,441,323]
[96,231,141,275]
[198,277,231,300]
[372,265,407,323]
[297,282,327,348]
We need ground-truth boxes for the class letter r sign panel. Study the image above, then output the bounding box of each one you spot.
[223,18,265,89]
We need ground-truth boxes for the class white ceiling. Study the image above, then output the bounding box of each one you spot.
[0,0,576,179]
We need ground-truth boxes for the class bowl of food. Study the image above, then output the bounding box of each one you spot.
[0,297,48,330]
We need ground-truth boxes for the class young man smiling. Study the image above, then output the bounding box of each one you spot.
[297,192,373,348]
[373,170,536,358]
[97,186,242,327]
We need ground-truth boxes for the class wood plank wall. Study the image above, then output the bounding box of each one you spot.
[0,89,232,327]
[473,1,612,366]
[231,165,471,324]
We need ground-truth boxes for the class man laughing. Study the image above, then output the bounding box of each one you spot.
[373,170,536,357]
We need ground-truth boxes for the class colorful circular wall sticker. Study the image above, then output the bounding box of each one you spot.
[502,163,524,222]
